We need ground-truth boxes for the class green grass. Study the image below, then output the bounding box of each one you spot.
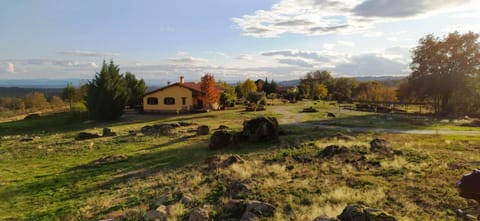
[0,102,479,220]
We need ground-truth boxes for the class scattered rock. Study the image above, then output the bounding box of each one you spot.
[327,133,355,141]
[24,114,40,120]
[75,132,100,141]
[242,116,279,142]
[128,130,137,136]
[153,194,171,207]
[209,130,232,149]
[102,128,116,137]
[319,145,349,158]
[370,138,392,153]
[196,125,210,135]
[188,206,209,221]
[326,112,336,118]
[338,204,396,221]
[221,154,245,168]
[302,107,319,113]
[146,205,168,221]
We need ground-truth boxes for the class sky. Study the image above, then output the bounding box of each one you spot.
[1,0,480,83]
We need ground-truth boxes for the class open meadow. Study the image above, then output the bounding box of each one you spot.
[1,101,480,220]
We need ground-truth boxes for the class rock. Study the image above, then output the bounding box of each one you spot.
[20,137,34,142]
[319,145,349,158]
[326,112,336,118]
[327,133,355,141]
[370,138,392,153]
[457,169,480,203]
[241,211,258,221]
[224,199,247,214]
[209,130,232,149]
[75,132,100,141]
[242,117,279,142]
[154,194,171,207]
[217,125,229,130]
[188,207,209,221]
[243,200,275,218]
[146,205,168,221]
[221,154,245,168]
[196,125,210,135]
[141,124,175,136]
[313,216,337,221]
[302,107,319,113]
[178,121,197,127]
[338,204,396,221]
[232,132,249,143]
[102,128,116,137]
[24,114,40,120]
[128,130,137,136]
[230,180,251,197]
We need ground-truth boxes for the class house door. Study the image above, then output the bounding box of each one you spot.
[197,100,203,109]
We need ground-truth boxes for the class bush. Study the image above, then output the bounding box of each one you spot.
[72,102,88,119]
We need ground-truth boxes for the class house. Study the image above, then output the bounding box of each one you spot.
[142,76,221,113]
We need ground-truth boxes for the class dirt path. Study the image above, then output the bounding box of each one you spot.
[272,104,480,136]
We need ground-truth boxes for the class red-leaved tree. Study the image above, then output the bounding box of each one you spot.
[200,74,219,109]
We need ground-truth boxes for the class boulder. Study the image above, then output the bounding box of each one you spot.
[75,132,100,141]
[181,192,196,205]
[229,180,251,197]
[141,124,175,136]
[197,125,210,135]
[146,205,168,221]
[242,117,279,142]
[188,207,209,221]
[232,132,249,144]
[319,145,349,158]
[457,169,480,203]
[209,130,232,149]
[102,128,116,137]
[338,204,396,221]
[370,138,392,153]
[20,137,34,142]
[243,200,275,218]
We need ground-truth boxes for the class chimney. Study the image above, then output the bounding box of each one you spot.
[180,76,185,84]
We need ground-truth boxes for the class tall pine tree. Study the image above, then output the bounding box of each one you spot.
[86,60,129,121]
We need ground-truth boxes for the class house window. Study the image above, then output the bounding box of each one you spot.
[182,97,187,105]
[164,97,175,105]
[147,97,158,105]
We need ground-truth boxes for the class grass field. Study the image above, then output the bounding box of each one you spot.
[0,101,479,220]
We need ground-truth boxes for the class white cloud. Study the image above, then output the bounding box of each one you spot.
[261,50,330,62]
[232,0,476,38]
[337,41,355,47]
[168,56,207,64]
[323,43,336,50]
[57,50,119,57]
[6,63,14,73]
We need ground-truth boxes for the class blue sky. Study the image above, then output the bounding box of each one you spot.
[1,0,480,83]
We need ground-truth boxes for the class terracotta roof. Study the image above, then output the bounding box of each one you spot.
[143,81,225,97]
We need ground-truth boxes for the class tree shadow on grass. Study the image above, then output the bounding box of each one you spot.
[303,112,447,130]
